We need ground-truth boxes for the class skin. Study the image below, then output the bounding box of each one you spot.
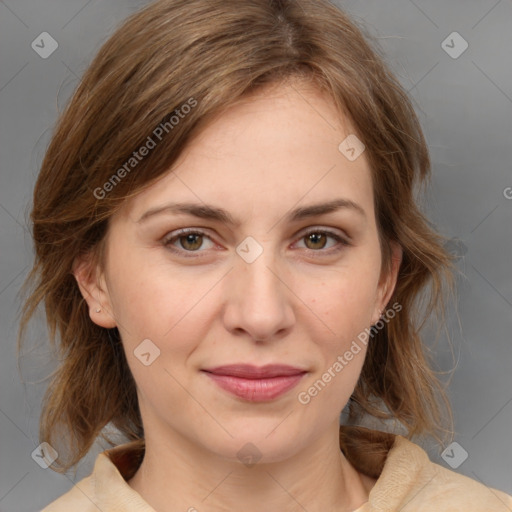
[74,80,402,512]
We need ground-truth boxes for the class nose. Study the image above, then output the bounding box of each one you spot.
[222,245,295,343]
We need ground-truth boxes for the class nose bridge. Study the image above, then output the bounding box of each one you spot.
[236,238,285,305]
[224,236,295,339]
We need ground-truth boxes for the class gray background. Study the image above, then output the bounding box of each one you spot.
[1,0,511,510]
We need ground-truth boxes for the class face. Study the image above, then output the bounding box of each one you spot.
[75,81,400,464]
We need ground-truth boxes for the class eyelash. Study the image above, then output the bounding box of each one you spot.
[162,227,350,259]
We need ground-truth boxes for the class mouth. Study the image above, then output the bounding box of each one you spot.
[201,364,308,402]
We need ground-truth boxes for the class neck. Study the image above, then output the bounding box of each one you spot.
[128,421,373,512]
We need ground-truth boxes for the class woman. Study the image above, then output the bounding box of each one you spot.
[19,0,512,510]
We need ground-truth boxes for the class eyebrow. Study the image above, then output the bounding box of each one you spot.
[136,198,366,225]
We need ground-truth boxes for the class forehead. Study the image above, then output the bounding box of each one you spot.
[119,82,374,225]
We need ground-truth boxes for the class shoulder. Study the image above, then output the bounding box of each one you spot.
[341,426,512,511]
[40,471,97,511]
[419,462,512,511]
[377,435,512,511]
[41,440,146,511]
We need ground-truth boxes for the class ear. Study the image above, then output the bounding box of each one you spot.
[72,251,117,329]
[371,241,402,325]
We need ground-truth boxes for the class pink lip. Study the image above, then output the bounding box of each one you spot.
[202,364,307,402]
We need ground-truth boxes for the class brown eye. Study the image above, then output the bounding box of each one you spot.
[304,232,328,250]
[163,229,215,256]
[297,229,348,252]
[178,233,203,251]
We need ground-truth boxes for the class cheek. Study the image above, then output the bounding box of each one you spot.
[295,273,376,412]
[105,248,188,343]
[106,255,202,408]
[308,285,374,380]
[304,261,381,335]
[106,248,219,379]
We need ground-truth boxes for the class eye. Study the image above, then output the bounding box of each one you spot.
[162,227,350,258]
[294,228,350,255]
[163,228,215,256]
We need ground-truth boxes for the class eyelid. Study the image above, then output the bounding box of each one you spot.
[298,226,351,244]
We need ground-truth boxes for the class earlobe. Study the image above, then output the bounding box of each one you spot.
[72,254,117,329]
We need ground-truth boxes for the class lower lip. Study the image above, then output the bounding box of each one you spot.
[203,371,306,402]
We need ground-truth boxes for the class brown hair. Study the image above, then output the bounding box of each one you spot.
[19,0,455,472]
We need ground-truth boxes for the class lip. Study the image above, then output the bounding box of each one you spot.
[202,364,307,402]
[204,364,307,378]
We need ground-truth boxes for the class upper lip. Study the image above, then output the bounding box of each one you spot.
[202,364,307,379]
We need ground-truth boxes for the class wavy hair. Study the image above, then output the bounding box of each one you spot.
[19,0,454,472]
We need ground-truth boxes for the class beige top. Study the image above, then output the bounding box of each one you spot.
[41,427,512,511]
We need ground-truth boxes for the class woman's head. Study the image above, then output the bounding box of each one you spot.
[20,0,453,471]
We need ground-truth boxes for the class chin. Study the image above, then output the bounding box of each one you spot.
[201,421,309,466]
